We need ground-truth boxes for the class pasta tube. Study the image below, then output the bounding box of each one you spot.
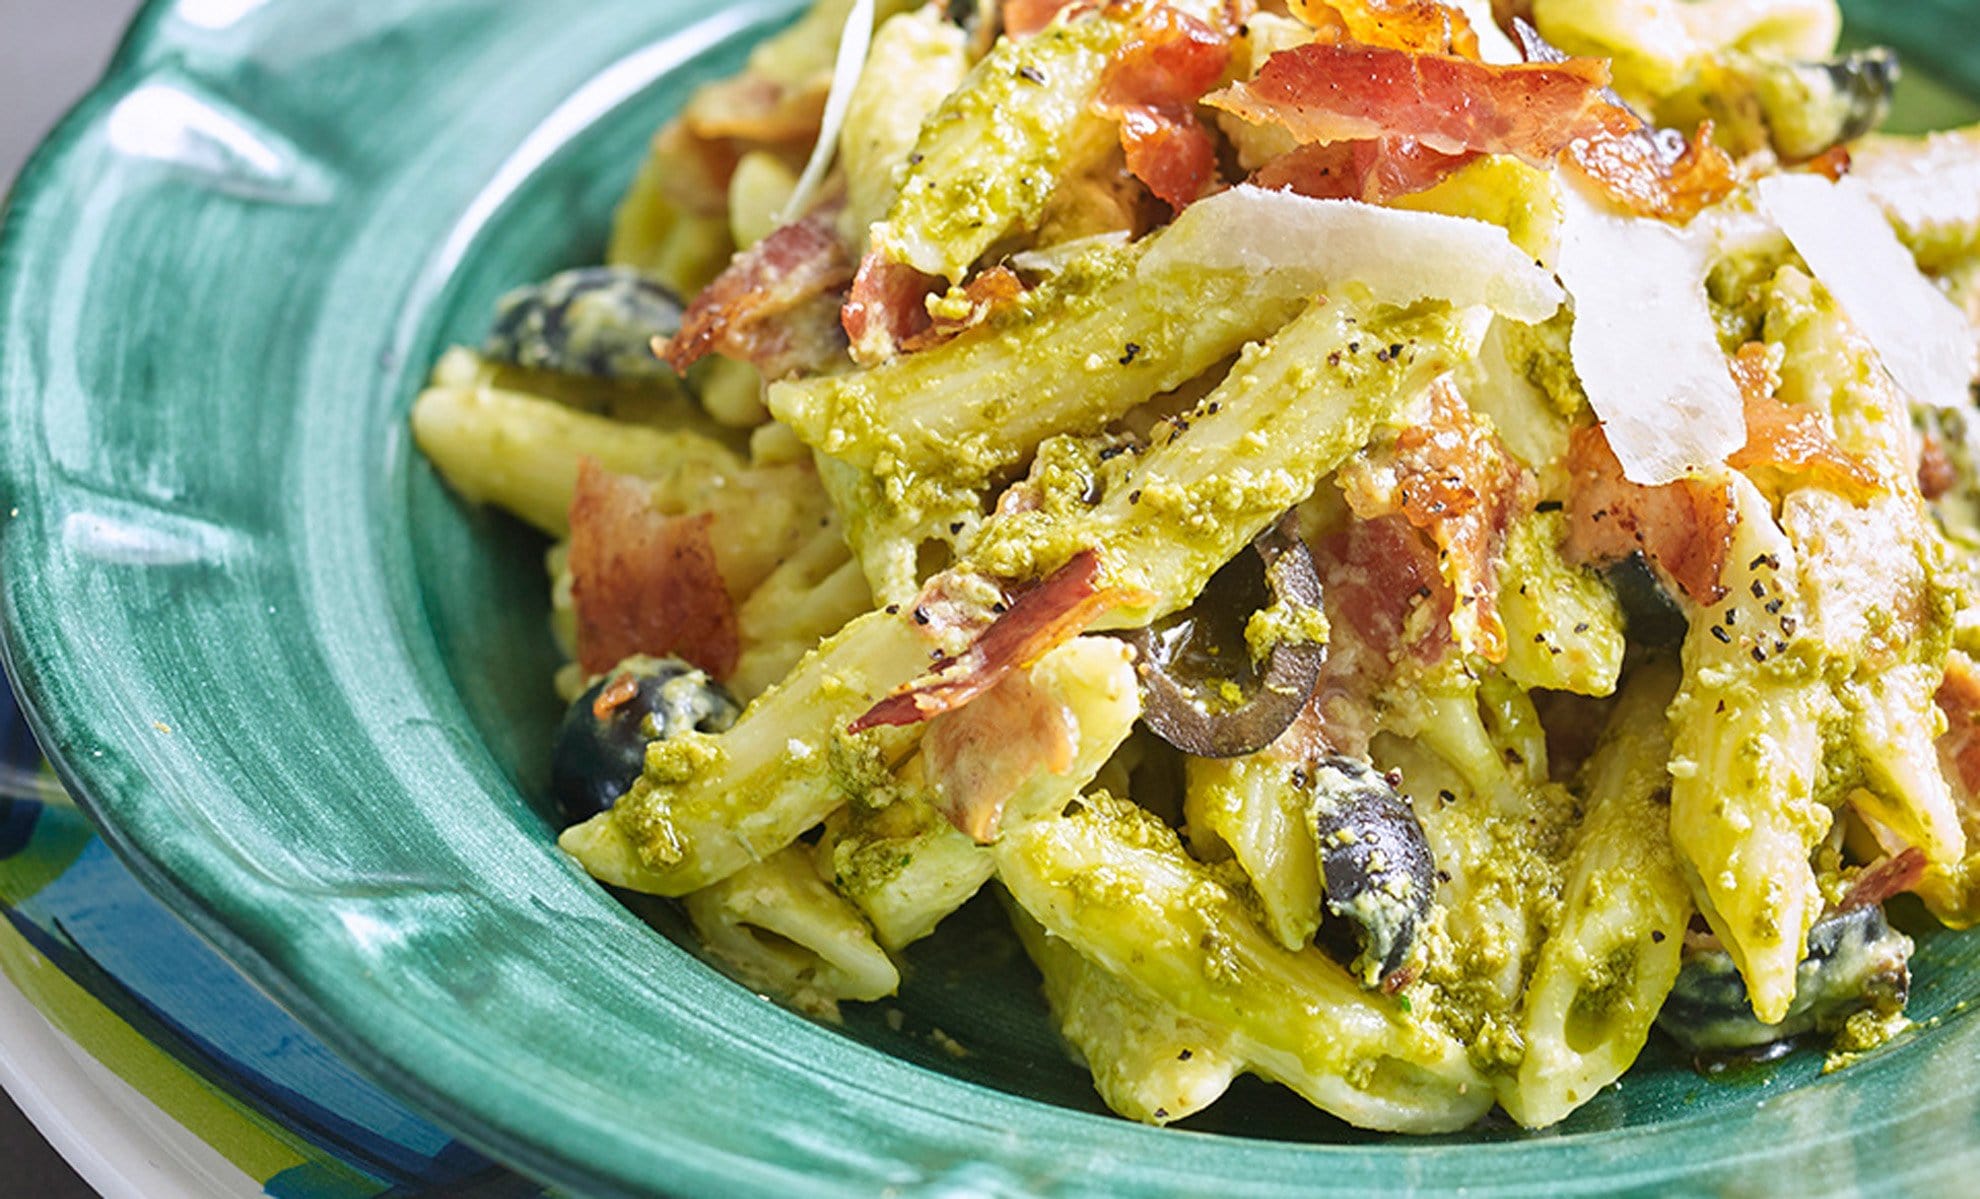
[683,844,899,1020]
[869,10,1133,282]
[772,240,1309,490]
[1502,661,1692,1128]
[1007,899,1242,1125]
[410,384,740,536]
[1669,475,1835,1024]
[837,8,970,247]
[829,635,1140,949]
[1183,752,1321,953]
[997,793,1494,1134]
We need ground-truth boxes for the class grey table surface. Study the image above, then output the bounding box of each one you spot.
[3,1,164,1195]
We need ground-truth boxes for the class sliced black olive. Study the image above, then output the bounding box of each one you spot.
[1606,552,1688,648]
[1814,49,1900,144]
[1305,756,1437,989]
[1656,904,1912,1054]
[1124,512,1326,759]
[485,265,686,382]
[1744,48,1900,162]
[550,655,740,825]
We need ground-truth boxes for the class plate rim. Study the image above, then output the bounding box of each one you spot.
[3,3,1979,1197]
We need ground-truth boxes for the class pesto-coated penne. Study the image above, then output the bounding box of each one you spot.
[1183,752,1321,953]
[1379,672,1578,1070]
[1496,510,1627,697]
[1007,899,1242,1125]
[837,8,970,252]
[682,844,900,1019]
[997,793,1494,1134]
[731,519,872,702]
[972,297,1469,625]
[1669,476,1834,1024]
[1502,661,1692,1129]
[563,609,933,895]
[867,10,1132,283]
[773,241,1309,491]
[821,780,993,954]
[826,636,1140,949]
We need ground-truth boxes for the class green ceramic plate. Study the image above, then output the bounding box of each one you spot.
[4,2,1980,1195]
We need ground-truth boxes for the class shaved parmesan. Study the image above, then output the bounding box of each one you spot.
[1853,129,1980,248]
[778,0,875,224]
[1758,173,1978,410]
[1142,185,1562,323]
[1554,184,1744,486]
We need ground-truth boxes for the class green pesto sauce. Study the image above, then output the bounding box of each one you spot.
[830,792,945,898]
[1244,599,1330,667]
[1496,312,1588,422]
[1418,776,1577,1073]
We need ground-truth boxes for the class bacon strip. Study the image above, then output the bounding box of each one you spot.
[1340,382,1531,662]
[1206,43,1612,164]
[1289,0,1480,57]
[1840,848,1929,912]
[1563,425,1734,606]
[661,208,854,377]
[1302,514,1452,756]
[569,459,739,679]
[1725,342,1883,501]
[925,667,1077,841]
[1251,137,1478,205]
[850,551,1141,731]
[1097,5,1233,209]
[1507,20,1739,221]
[842,255,939,365]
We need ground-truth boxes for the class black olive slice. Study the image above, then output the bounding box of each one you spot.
[1809,48,1899,149]
[1306,756,1437,988]
[550,655,740,825]
[485,265,687,382]
[1657,904,1911,1055]
[1606,551,1688,648]
[1125,512,1326,758]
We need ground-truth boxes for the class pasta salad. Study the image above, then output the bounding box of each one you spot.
[411,0,1980,1132]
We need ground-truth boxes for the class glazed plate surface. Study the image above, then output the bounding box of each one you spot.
[3,1,1980,1194]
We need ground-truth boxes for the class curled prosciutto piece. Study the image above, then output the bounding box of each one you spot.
[851,550,1146,731]
[1562,426,1734,608]
[568,459,740,679]
[1250,137,1479,203]
[659,206,854,378]
[1096,4,1235,209]
[1206,42,1613,164]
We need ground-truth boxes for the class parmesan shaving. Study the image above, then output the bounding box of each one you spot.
[1554,184,1744,486]
[778,0,875,224]
[1758,173,1978,411]
[1141,185,1563,323]
[1853,129,1980,248]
